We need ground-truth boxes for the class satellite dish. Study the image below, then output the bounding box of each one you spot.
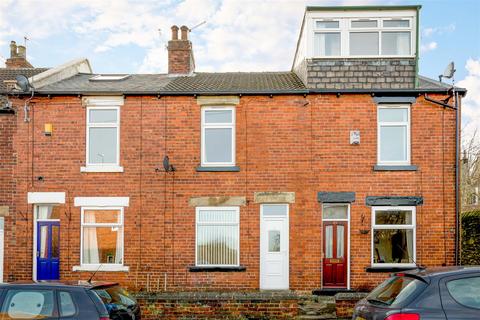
[439,62,455,82]
[163,155,176,172]
[15,75,32,92]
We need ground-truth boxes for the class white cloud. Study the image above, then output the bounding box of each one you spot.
[458,59,480,145]
[422,23,456,37]
[420,41,438,53]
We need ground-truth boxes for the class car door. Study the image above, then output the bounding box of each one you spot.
[0,287,59,319]
[439,274,480,319]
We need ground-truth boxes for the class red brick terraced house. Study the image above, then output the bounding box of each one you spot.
[0,5,466,294]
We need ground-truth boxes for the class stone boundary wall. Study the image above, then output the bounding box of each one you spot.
[134,291,367,319]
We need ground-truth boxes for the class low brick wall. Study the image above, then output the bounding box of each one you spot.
[335,292,368,319]
[136,292,300,319]
[135,291,337,320]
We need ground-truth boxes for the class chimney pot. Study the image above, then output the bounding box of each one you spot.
[180,25,189,40]
[171,25,179,40]
[5,40,32,68]
[10,41,17,58]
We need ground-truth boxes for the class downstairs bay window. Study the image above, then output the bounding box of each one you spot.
[80,207,124,269]
[195,207,240,266]
[372,206,416,267]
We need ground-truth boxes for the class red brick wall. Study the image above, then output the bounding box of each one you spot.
[4,93,457,291]
[0,112,18,281]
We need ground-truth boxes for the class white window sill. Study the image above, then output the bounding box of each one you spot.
[73,265,129,272]
[81,165,124,173]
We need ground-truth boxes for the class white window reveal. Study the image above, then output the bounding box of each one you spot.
[81,208,124,267]
[81,97,123,173]
[201,107,235,167]
[377,105,410,165]
[372,206,416,267]
[195,207,240,266]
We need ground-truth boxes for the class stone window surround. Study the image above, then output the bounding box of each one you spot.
[196,96,240,172]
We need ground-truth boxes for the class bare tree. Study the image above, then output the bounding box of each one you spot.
[461,130,480,209]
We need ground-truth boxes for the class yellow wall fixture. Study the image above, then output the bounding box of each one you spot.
[44,123,53,136]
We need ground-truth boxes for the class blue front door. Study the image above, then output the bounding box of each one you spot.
[37,221,60,280]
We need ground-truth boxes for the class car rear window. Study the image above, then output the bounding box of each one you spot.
[446,276,480,309]
[93,285,136,308]
[0,289,54,319]
[367,275,427,307]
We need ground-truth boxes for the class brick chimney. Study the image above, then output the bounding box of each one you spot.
[167,25,195,75]
[5,40,33,69]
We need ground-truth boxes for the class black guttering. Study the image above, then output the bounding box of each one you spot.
[5,87,467,96]
[305,5,422,11]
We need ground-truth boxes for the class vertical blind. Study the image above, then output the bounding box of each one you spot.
[196,208,239,266]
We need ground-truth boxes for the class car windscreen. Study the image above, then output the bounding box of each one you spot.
[366,275,427,307]
[92,285,136,309]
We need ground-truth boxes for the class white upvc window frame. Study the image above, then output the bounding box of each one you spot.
[377,104,411,166]
[312,19,342,57]
[78,206,126,271]
[310,15,414,58]
[82,100,122,173]
[371,206,416,268]
[200,106,236,167]
[195,206,240,267]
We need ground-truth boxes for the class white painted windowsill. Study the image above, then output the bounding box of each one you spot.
[80,165,124,173]
[73,265,129,272]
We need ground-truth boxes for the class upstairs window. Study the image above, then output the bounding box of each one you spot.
[86,107,120,166]
[377,105,410,165]
[314,20,341,56]
[201,107,235,167]
[312,17,413,57]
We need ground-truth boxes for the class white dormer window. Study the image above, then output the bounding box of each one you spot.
[309,13,415,58]
[314,20,341,56]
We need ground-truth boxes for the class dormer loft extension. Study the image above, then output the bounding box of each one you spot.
[293,5,421,90]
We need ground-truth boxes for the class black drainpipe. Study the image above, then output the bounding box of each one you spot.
[424,92,460,265]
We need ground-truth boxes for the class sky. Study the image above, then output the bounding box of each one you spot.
[0,0,479,142]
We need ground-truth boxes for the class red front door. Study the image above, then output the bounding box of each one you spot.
[323,221,347,288]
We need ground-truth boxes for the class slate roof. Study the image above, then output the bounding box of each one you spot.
[13,71,464,95]
[417,75,454,90]
[0,68,49,91]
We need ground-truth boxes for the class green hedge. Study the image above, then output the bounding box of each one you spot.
[461,210,480,265]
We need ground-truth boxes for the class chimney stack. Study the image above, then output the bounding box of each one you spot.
[5,40,33,69]
[167,25,195,75]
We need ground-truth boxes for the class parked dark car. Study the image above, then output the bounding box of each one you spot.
[352,266,480,320]
[0,281,140,320]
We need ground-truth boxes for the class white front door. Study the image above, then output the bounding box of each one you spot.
[260,204,289,290]
[0,217,4,282]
